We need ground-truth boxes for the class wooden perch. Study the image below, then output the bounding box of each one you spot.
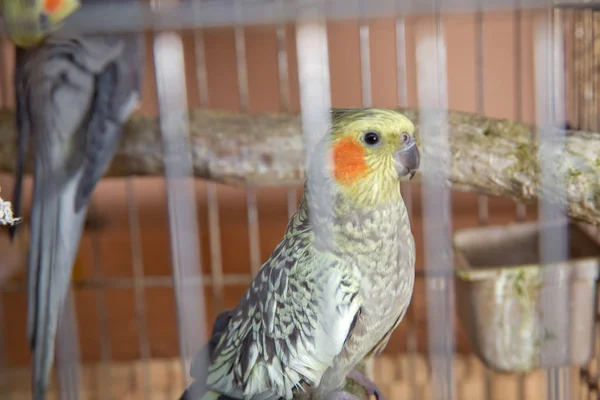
[0,107,598,225]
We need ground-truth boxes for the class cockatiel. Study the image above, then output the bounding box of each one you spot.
[3,0,144,398]
[2,0,81,48]
[180,108,420,400]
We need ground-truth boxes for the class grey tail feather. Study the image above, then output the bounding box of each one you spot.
[27,167,88,400]
[10,47,31,241]
[9,109,29,241]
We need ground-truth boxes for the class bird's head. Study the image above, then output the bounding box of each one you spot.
[323,108,420,207]
[2,0,80,49]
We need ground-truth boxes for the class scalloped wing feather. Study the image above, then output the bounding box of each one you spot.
[205,231,362,400]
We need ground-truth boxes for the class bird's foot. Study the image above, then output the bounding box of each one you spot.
[346,369,386,400]
[324,391,362,400]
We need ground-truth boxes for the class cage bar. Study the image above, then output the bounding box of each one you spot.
[359,18,372,108]
[534,6,571,400]
[205,183,226,312]
[274,1,299,218]
[514,0,529,222]
[190,10,227,315]
[396,14,413,221]
[125,179,152,399]
[153,31,207,389]
[30,0,561,36]
[393,6,419,399]
[474,1,489,227]
[89,207,113,400]
[474,4,493,399]
[294,6,338,397]
[233,1,264,279]
[415,2,455,400]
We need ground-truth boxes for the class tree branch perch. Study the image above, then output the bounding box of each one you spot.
[0,107,598,225]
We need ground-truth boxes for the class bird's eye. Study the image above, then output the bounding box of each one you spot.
[401,132,410,143]
[363,131,380,146]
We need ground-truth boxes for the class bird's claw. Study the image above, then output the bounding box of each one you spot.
[346,369,386,400]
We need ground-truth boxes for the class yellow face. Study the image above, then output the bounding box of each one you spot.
[2,0,81,48]
[329,108,419,184]
[326,108,420,206]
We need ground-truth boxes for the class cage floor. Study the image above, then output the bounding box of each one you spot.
[0,353,588,400]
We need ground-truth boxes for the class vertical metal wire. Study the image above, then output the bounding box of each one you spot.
[474,1,489,226]
[585,9,594,132]
[192,4,226,314]
[572,9,581,133]
[357,1,376,381]
[396,13,413,221]
[233,0,263,277]
[286,189,298,221]
[587,9,597,399]
[275,0,298,220]
[295,4,335,396]
[295,9,332,158]
[514,0,528,223]
[579,9,591,131]
[89,202,113,399]
[591,11,597,134]
[55,290,82,400]
[534,6,570,400]
[474,4,494,398]
[125,179,151,399]
[206,182,225,312]
[359,15,372,109]
[563,11,585,400]
[395,7,418,400]
[276,3,291,115]
[416,0,455,399]
[246,190,262,276]
[154,31,207,390]
[234,1,249,114]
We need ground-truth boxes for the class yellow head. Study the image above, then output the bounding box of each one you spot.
[2,0,80,48]
[326,108,420,207]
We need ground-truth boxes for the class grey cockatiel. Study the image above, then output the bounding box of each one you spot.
[180,108,420,400]
[4,0,144,398]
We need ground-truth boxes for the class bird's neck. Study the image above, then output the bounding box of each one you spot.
[297,179,411,254]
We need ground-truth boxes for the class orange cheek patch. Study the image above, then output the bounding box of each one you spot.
[332,138,368,185]
[44,0,62,13]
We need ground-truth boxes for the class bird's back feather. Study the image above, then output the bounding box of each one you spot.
[15,29,143,399]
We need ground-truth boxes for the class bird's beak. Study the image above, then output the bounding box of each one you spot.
[393,140,420,180]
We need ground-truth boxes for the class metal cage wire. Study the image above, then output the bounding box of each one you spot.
[0,0,599,399]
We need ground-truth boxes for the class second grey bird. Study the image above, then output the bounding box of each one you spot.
[6,1,144,398]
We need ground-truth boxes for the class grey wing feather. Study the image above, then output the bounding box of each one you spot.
[206,210,363,400]
[9,47,32,241]
[19,30,143,398]
[72,31,143,211]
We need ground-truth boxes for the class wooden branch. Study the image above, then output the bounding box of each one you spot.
[0,107,598,225]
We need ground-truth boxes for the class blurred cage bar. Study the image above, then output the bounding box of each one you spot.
[0,0,599,399]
